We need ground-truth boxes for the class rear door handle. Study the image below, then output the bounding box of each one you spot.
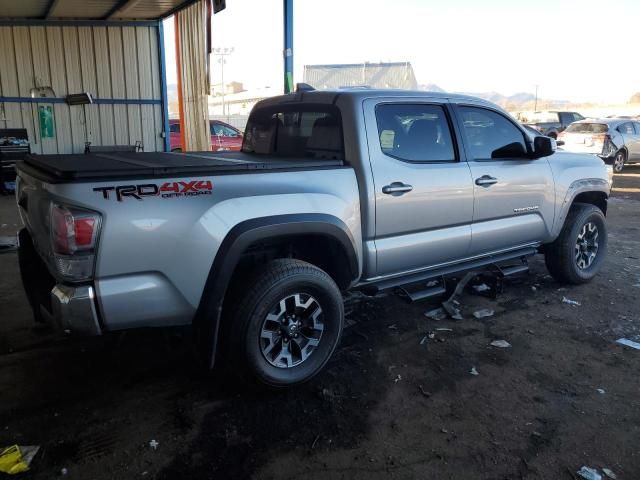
[475,175,498,187]
[382,182,413,196]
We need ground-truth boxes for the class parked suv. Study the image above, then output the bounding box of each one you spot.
[558,118,640,172]
[519,111,585,139]
[169,119,242,152]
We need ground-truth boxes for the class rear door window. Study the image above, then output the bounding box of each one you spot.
[242,106,343,160]
[211,123,239,136]
[458,106,528,160]
[374,104,456,162]
[618,122,635,135]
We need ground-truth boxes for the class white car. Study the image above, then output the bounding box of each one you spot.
[558,118,640,172]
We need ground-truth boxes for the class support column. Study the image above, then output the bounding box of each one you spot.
[283,0,293,93]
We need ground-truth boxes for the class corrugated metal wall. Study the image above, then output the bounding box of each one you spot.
[0,24,164,154]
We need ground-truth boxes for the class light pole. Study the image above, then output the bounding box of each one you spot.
[213,47,234,121]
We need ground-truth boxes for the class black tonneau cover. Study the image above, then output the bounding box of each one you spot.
[20,151,345,183]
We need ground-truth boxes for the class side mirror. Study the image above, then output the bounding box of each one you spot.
[556,140,565,147]
[532,135,556,159]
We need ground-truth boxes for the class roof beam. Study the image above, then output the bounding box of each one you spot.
[44,0,62,18]
[161,0,202,19]
[104,0,144,20]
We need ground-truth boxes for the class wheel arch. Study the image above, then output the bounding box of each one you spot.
[572,191,608,215]
[194,214,359,368]
[550,179,610,241]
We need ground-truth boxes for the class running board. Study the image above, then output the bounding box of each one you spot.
[363,247,538,293]
[397,283,447,302]
[498,263,529,277]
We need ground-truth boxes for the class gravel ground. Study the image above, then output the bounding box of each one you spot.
[1,167,639,480]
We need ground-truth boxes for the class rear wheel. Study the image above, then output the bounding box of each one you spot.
[229,259,344,388]
[613,150,626,173]
[544,204,607,284]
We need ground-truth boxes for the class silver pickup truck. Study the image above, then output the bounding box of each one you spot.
[15,89,611,387]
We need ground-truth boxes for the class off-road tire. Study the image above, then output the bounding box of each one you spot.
[544,204,607,284]
[229,259,344,388]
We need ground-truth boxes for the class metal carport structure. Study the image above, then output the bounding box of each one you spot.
[0,0,295,154]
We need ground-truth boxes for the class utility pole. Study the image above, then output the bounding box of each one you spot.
[214,47,234,121]
[534,84,539,112]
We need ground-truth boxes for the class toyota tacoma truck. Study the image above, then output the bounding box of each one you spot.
[15,89,611,387]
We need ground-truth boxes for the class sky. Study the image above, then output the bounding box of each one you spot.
[163,0,640,104]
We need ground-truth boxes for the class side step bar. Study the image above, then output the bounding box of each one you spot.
[397,282,447,302]
[362,246,537,294]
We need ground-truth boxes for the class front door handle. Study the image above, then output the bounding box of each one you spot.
[382,182,413,196]
[475,175,498,187]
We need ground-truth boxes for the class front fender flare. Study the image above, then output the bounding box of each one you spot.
[195,213,359,368]
[551,178,610,239]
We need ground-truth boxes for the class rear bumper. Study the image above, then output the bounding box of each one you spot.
[18,228,102,336]
[50,285,102,335]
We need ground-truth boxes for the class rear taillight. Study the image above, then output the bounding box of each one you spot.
[590,133,609,145]
[51,204,101,280]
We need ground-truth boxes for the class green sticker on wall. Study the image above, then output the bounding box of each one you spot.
[38,106,55,138]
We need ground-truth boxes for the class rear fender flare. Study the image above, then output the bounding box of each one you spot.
[195,213,359,368]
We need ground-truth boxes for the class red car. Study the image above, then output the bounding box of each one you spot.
[169,119,243,152]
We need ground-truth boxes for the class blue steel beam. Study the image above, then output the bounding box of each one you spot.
[0,96,161,104]
[157,20,171,152]
[283,0,293,93]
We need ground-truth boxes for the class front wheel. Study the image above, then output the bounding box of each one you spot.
[229,259,344,388]
[613,150,626,173]
[544,204,607,284]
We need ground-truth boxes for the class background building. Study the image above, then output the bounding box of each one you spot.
[303,62,418,90]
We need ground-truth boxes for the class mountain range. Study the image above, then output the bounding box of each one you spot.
[419,83,570,110]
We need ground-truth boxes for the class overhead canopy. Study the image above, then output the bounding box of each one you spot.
[0,0,200,21]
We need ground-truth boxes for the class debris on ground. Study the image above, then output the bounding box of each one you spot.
[490,340,511,348]
[148,439,159,450]
[61,467,68,476]
[473,309,494,319]
[616,338,640,350]
[435,328,453,332]
[562,296,581,306]
[470,367,479,376]
[428,332,435,340]
[424,307,447,321]
[576,466,602,480]
[387,324,397,330]
[531,285,537,292]
[0,445,40,474]
[442,271,478,319]
[418,385,431,397]
[393,374,402,383]
[597,388,606,394]
[602,467,617,479]
[472,283,491,293]
[419,336,427,345]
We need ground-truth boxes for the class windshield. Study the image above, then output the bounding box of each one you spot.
[565,123,608,134]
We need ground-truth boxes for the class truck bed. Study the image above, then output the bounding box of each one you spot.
[19,151,345,183]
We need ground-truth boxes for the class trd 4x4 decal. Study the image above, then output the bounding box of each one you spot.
[94,180,213,201]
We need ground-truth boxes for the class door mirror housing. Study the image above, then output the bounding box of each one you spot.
[531,135,556,159]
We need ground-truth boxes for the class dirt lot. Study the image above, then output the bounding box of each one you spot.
[1,168,640,480]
